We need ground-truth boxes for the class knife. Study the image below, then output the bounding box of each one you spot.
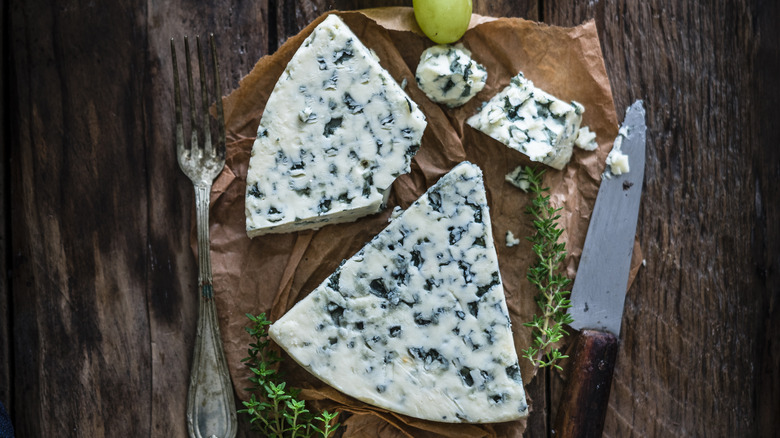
[552,100,647,438]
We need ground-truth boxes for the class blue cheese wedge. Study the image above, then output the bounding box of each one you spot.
[245,14,427,237]
[269,162,529,423]
[467,72,584,170]
[415,44,488,108]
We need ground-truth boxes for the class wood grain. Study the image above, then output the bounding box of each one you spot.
[545,1,780,436]
[4,0,779,437]
[10,1,153,435]
[753,1,780,434]
[1,0,10,417]
[7,0,271,436]
[472,0,538,20]
[553,330,618,438]
[143,2,269,436]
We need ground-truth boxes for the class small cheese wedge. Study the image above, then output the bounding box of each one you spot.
[269,161,529,423]
[467,72,584,170]
[245,14,427,237]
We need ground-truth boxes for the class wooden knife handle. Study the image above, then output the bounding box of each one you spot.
[553,329,619,438]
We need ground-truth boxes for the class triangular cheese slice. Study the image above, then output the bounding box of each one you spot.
[269,162,529,423]
[245,14,427,237]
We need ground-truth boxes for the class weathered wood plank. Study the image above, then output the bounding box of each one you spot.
[143,1,270,436]
[522,367,549,438]
[472,0,538,20]
[752,1,780,435]
[544,0,779,436]
[9,1,153,436]
[1,0,11,418]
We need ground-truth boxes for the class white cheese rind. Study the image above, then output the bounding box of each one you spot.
[269,162,529,423]
[467,72,583,170]
[415,44,488,108]
[245,14,427,237]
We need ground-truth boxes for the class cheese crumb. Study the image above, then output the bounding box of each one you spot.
[606,149,630,175]
[603,129,631,178]
[388,205,404,222]
[506,231,521,247]
[505,166,531,192]
[574,126,598,151]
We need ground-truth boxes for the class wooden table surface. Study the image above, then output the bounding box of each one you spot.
[3,1,779,437]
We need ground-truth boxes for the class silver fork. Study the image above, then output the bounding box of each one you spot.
[171,34,237,438]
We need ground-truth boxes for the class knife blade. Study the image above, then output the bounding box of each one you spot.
[553,100,646,438]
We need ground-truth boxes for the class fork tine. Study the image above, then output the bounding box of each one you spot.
[184,36,198,152]
[196,36,213,156]
[209,33,226,161]
[171,38,185,159]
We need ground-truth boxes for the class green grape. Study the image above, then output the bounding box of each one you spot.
[413,0,473,44]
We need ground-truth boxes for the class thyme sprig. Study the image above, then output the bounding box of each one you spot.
[239,313,341,438]
[519,167,574,370]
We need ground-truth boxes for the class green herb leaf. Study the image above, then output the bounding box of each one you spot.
[520,167,573,370]
[238,313,341,437]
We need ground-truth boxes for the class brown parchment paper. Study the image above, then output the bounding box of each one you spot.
[204,7,642,437]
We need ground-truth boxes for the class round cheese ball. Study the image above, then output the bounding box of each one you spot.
[415,44,487,108]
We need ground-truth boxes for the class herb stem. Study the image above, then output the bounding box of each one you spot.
[239,313,341,437]
[519,166,574,370]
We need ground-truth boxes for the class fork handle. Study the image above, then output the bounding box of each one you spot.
[187,183,237,438]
